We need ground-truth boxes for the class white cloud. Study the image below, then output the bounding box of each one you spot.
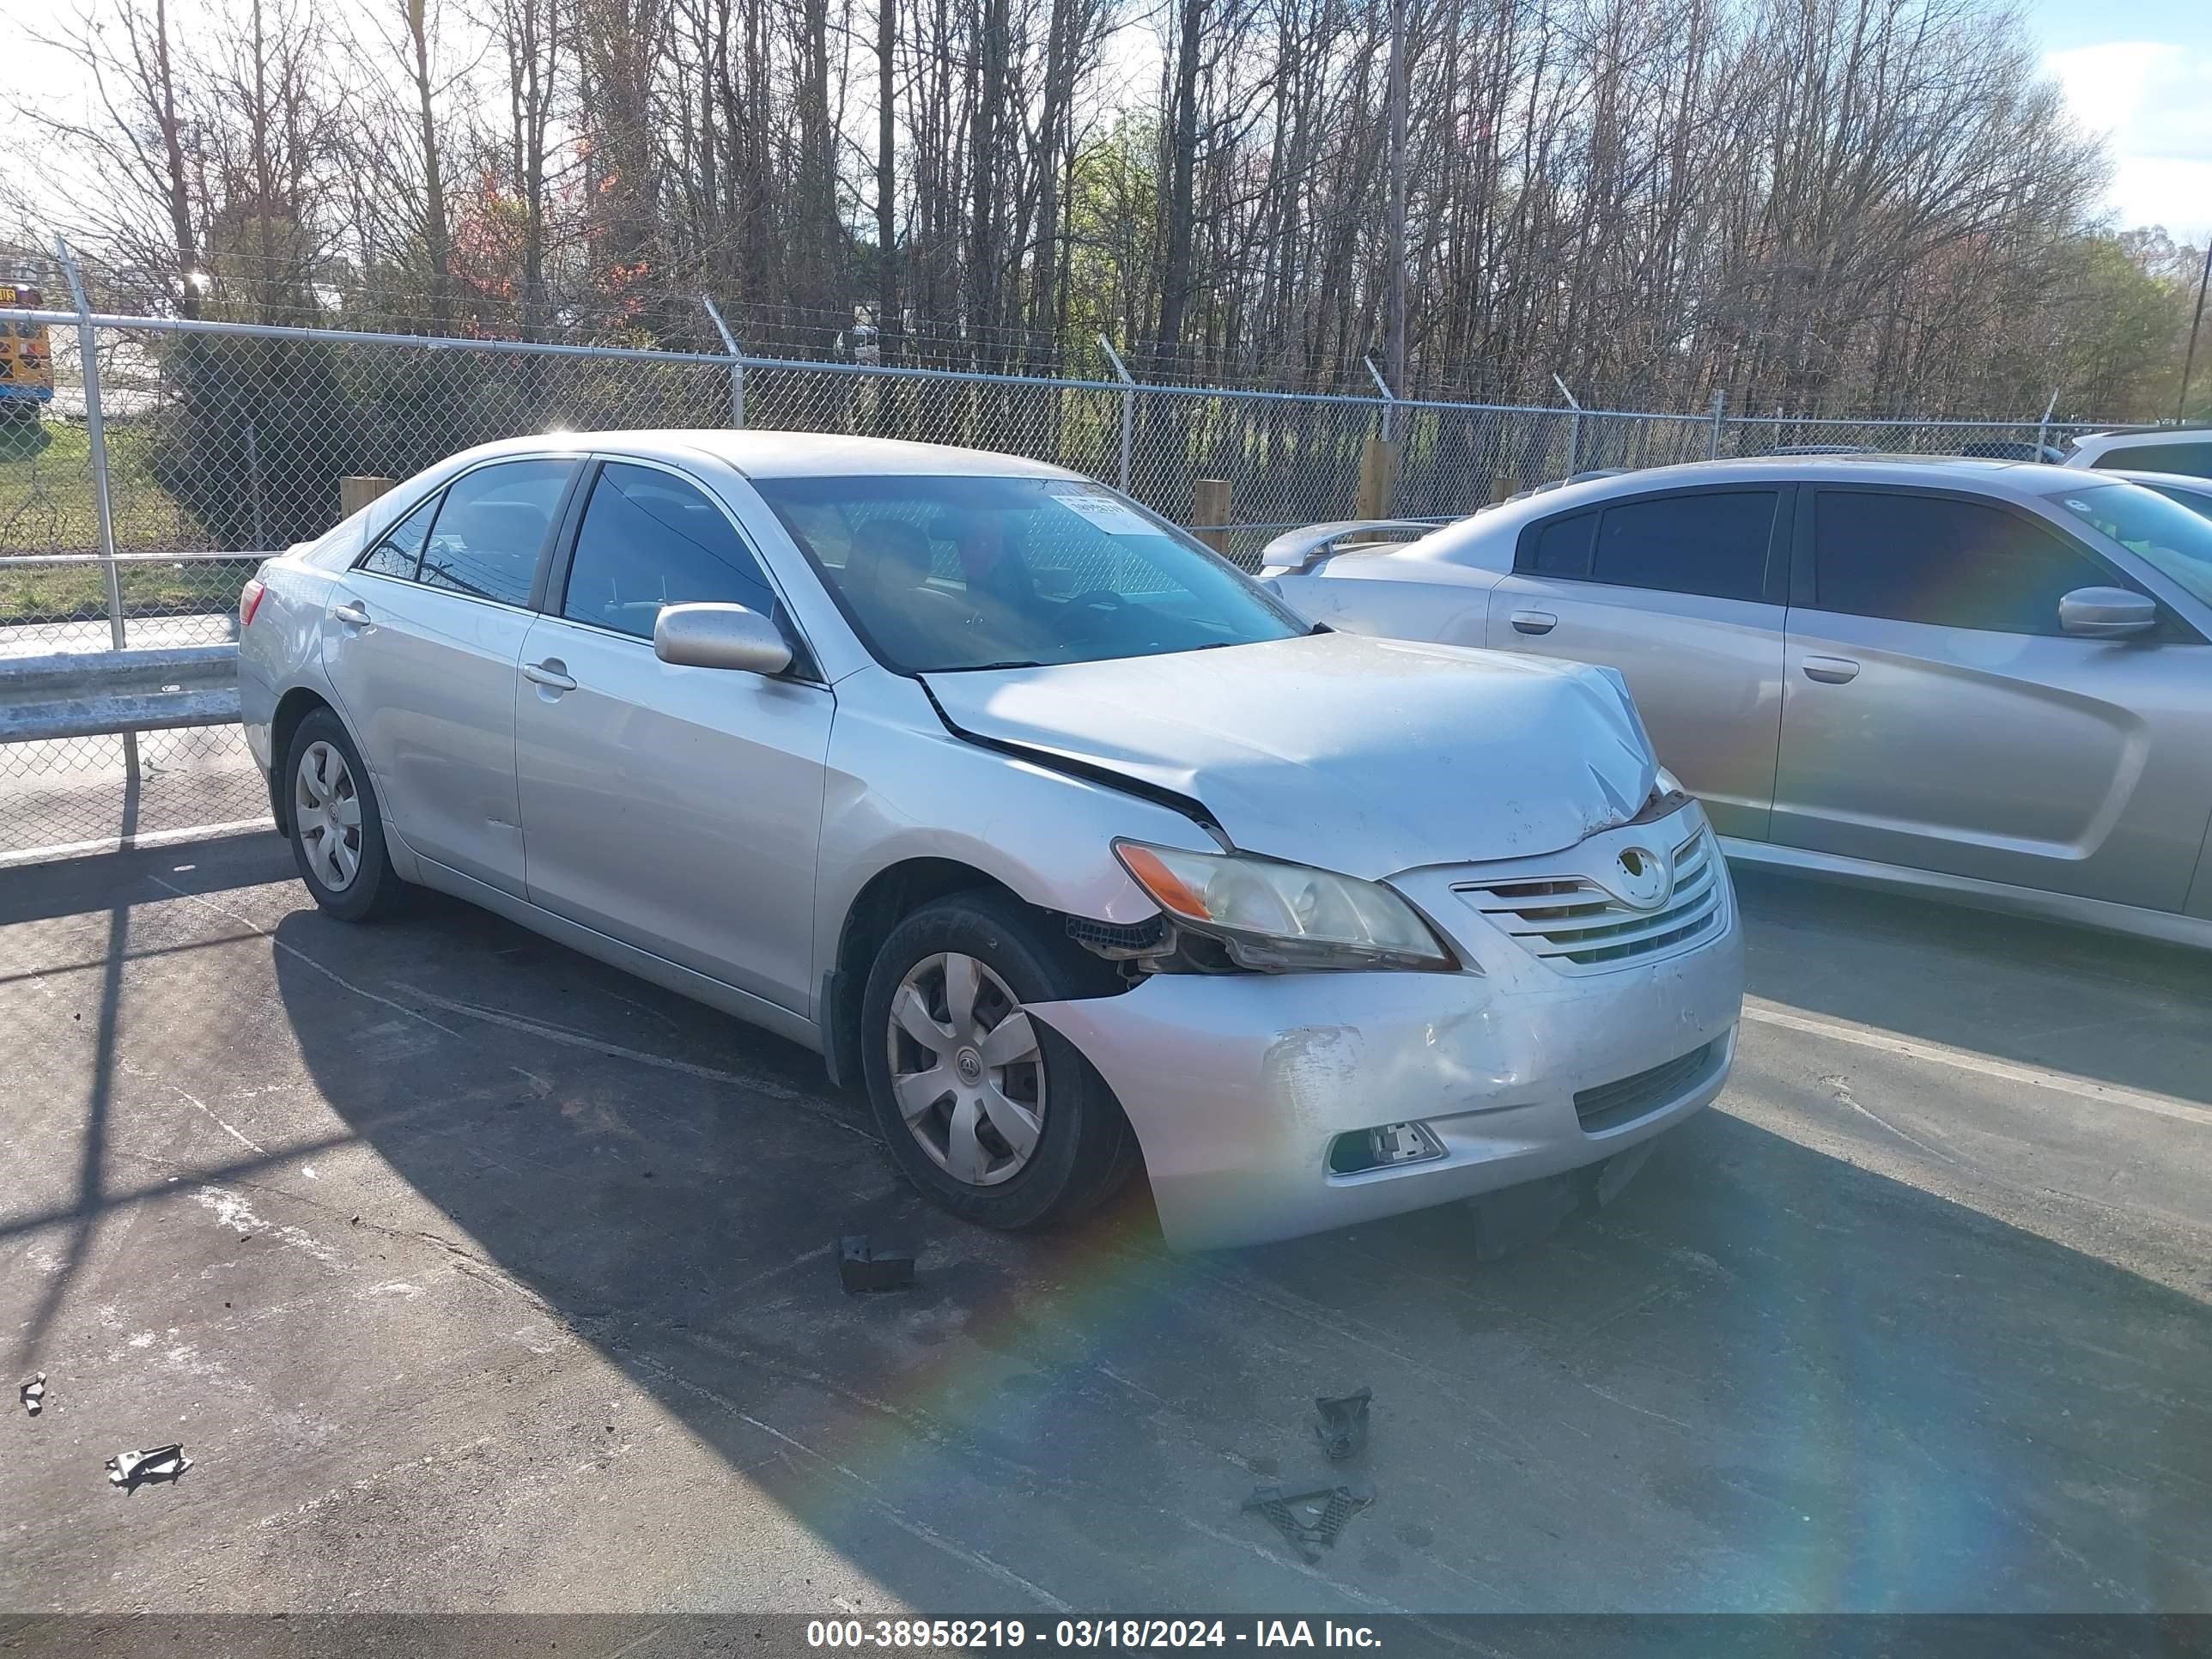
[2045,40,2212,238]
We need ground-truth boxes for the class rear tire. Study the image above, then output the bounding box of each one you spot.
[860,891,1138,1231]
[283,708,405,921]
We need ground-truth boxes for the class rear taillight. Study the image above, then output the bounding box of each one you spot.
[240,578,266,629]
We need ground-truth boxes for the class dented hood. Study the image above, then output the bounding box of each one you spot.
[921,632,1659,879]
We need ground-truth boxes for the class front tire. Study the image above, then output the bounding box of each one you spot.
[283,708,405,921]
[860,892,1137,1231]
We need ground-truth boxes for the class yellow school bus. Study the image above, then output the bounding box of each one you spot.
[0,283,53,423]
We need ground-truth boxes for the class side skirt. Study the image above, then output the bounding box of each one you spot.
[1717,836,2212,951]
[406,851,829,1057]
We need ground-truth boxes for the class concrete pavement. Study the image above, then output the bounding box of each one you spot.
[1,840,2207,1613]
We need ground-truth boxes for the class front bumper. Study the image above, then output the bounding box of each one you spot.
[1031,810,1746,1249]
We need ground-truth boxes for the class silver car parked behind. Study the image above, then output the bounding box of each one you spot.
[239,431,1744,1249]
[1265,457,2212,947]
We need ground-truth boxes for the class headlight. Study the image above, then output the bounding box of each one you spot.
[1114,840,1460,972]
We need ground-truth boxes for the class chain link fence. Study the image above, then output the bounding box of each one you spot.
[0,242,2121,860]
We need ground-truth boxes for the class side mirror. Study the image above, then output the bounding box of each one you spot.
[2057,586,2157,640]
[653,602,793,675]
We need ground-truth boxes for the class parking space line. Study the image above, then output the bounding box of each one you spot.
[622,1348,1074,1611]
[1741,999,2212,1129]
[118,1055,269,1154]
[147,876,468,1039]
[391,983,882,1142]
[0,817,275,870]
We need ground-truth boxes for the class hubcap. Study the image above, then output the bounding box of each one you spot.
[885,951,1045,1187]
[294,739,364,892]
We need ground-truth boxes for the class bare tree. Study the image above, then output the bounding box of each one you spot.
[8,0,2187,416]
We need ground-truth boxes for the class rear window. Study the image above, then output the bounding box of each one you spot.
[2090,441,2212,479]
[1524,513,1596,577]
[1516,492,1778,600]
[1591,490,1776,600]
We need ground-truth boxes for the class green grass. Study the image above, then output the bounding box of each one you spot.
[0,556,258,628]
[0,420,218,627]
[0,422,204,550]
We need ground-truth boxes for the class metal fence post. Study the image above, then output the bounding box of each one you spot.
[55,237,125,651]
[1099,335,1135,493]
[1709,389,1726,459]
[1553,374,1583,476]
[2036,387,2058,460]
[1364,355,1398,443]
[701,295,746,428]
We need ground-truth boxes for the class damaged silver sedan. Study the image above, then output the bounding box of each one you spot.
[237,432,1745,1249]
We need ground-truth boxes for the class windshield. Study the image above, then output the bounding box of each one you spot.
[2051,483,2212,609]
[2142,480,2212,521]
[753,474,1307,672]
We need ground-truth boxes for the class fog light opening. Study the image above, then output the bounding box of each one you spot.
[1328,1120,1447,1176]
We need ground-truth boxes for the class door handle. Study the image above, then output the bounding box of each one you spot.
[1510,611,1558,635]
[1802,656,1860,684]
[523,659,577,692]
[331,601,372,629]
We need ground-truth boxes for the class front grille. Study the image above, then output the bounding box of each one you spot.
[1574,1039,1723,1133]
[1455,824,1722,972]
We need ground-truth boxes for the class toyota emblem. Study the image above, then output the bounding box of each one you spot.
[1612,844,1673,910]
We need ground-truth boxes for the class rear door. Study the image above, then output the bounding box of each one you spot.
[512,458,833,1013]
[1485,485,1789,839]
[321,456,578,896]
[1773,485,2212,910]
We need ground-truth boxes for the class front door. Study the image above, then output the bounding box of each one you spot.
[1773,485,2212,911]
[1485,484,1789,840]
[512,459,834,1012]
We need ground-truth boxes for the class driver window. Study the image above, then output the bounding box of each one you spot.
[1812,490,2118,636]
[561,462,779,640]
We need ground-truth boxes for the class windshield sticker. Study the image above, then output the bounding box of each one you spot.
[1050,489,1156,537]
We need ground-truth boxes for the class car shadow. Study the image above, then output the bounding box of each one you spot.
[1730,865,2212,1107]
[0,831,292,930]
[265,888,2212,1612]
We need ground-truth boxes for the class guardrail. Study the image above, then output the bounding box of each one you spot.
[0,641,239,742]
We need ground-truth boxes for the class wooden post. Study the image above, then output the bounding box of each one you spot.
[1488,472,1521,504]
[1358,438,1399,520]
[339,476,396,521]
[1192,477,1231,553]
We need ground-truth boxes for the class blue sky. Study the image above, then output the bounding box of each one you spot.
[2027,0,2212,240]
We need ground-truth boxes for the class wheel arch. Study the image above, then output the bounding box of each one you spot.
[267,686,339,833]
[821,857,1026,1088]
[821,854,1136,1090]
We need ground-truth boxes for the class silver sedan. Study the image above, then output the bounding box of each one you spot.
[1266,457,2212,947]
[238,431,1743,1248]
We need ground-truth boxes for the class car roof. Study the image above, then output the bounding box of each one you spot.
[439,428,1085,482]
[1480,453,2063,509]
[2069,427,2212,452]
[1390,454,2112,566]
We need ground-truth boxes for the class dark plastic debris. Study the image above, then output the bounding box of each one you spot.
[1314,1386,1371,1460]
[1589,1139,1659,1209]
[1464,1170,1582,1261]
[106,1444,191,1492]
[838,1236,915,1294]
[1242,1480,1374,1563]
[19,1374,45,1417]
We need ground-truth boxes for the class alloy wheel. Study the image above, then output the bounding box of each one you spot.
[885,951,1046,1187]
[294,739,363,892]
